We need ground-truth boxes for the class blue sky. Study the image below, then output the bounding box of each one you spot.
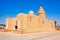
[0,0,60,25]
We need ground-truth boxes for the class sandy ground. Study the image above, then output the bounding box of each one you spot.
[0,31,60,40]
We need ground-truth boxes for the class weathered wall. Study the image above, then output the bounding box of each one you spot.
[6,18,15,30]
[5,6,56,33]
[5,14,56,33]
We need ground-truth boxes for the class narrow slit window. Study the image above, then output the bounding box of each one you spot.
[30,17,32,22]
[42,20,44,24]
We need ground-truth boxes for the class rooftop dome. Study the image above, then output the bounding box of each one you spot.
[29,10,34,15]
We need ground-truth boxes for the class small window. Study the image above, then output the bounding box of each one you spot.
[39,18,40,21]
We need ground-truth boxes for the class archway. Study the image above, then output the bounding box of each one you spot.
[15,26,18,29]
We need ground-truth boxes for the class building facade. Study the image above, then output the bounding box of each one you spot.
[5,6,56,33]
[0,24,6,30]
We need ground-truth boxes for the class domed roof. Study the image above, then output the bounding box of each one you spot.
[29,10,34,15]
[17,13,24,16]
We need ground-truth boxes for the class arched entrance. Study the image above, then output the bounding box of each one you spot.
[15,26,18,29]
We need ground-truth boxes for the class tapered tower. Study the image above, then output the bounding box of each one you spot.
[38,5,46,20]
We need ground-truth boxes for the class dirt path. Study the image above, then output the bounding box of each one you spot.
[0,31,60,40]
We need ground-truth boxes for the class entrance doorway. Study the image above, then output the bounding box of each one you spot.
[15,26,18,29]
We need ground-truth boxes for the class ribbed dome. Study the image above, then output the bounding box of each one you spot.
[29,10,34,15]
[38,6,45,14]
